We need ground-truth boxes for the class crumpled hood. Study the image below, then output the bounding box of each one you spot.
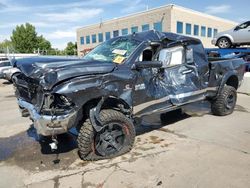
[15,57,115,89]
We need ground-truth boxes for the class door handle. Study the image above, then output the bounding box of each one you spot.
[181,69,193,74]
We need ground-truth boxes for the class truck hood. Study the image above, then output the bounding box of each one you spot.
[15,57,115,89]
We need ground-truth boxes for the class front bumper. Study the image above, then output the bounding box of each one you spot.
[18,99,77,136]
[211,38,217,45]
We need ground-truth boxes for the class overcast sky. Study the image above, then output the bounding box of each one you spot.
[0,0,249,49]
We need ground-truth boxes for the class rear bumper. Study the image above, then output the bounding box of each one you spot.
[18,99,77,136]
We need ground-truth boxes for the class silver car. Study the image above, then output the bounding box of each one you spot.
[212,21,250,48]
[0,59,12,79]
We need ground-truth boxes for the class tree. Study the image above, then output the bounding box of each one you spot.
[11,23,38,53]
[65,42,77,55]
[0,39,14,53]
[10,23,52,53]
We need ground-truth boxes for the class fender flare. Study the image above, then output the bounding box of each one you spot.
[217,71,238,96]
[217,34,234,44]
[89,96,132,132]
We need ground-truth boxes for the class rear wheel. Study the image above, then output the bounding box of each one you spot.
[211,85,237,116]
[217,37,231,48]
[77,109,135,160]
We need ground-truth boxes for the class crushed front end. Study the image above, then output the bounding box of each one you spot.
[13,73,77,136]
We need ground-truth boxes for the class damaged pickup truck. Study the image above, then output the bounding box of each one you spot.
[13,30,245,160]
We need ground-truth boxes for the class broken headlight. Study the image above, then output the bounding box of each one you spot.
[40,71,58,90]
[41,94,74,115]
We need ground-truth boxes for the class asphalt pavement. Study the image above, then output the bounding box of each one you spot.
[0,80,249,188]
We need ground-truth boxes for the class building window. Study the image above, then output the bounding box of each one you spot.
[207,28,212,38]
[98,33,103,43]
[186,23,191,35]
[105,32,111,40]
[122,28,128,36]
[201,26,206,37]
[86,35,90,44]
[214,29,218,37]
[177,21,183,34]
[92,34,96,43]
[80,36,84,45]
[131,26,138,33]
[142,24,150,31]
[113,30,119,37]
[194,25,199,36]
[154,22,162,32]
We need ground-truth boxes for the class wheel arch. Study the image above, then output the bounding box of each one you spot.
[79,96,132,123]
[218,73,239,97]
[216,35,234,46]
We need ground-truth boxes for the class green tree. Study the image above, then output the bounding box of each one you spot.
[65,42,77,55]
[11,23,38,53]
[0,39,14,53]
[37,35,51,51]
[10,23,52,53]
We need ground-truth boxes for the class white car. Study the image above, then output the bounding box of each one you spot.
[0,58,12,79]
[212,21,250,48]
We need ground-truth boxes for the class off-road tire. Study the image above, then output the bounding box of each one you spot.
[77,109,135,160]
[217,37,231,49]
[211,85,237,116]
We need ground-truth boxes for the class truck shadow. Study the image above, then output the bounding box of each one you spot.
[135,109,191,136]
[26,125,78,155]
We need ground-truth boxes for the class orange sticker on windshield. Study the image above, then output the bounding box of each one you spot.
[113,56,125,64]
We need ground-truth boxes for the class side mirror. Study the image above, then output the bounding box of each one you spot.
[234,26,240,31]
[132,61,162,70]
[186,48,194,64]
[150,41,161,47]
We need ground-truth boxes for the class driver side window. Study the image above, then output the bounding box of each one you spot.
[138,48,153,62]
[237,21,250,30]
[158,46,184,68]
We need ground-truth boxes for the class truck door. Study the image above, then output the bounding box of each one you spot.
[156,45,207,105]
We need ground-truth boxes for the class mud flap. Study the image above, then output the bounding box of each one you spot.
[89,98,105,132]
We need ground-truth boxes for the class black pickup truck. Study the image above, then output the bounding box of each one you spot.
[13,30,245,160]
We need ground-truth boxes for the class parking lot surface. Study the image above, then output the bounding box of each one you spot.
[0,80,250,188]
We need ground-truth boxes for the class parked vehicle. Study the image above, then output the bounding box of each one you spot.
[0,58,12,79]
[13,30,245,160]
[212,21,250,48]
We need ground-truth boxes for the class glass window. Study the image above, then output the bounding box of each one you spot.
[177,21,183,34]
[98,33,103,43]
[201,26,206,37]
[0,61,10,67]
[105,32,111,40]
[154,22,162,32]
[113,30,119,37]
[207,28,212,37]
[92,34,96,43]
[214,29,218,37]
[142,24,150,31]
[80,36,84,45]
[186,23,191,35]
[194,25,199,36]
[131,26,138,33]
[86,35,90,44]
[237,21,250,30]
[122,28,128,36]
[83,37,142,63]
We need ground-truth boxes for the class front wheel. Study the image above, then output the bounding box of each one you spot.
[211,85,237,116]
[77,109,135,160]
[217,37,231,48]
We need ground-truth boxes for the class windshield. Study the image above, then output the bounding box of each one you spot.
[83,37,141,64]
